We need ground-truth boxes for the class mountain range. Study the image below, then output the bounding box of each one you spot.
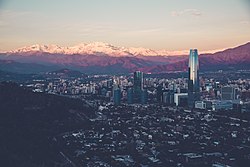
[7,42,216,57]
[0,42,249,74]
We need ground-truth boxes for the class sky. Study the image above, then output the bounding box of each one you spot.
[0,0,250,51]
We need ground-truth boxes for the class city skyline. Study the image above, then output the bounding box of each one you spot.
[1,1,250,166]
[0,0,250,52]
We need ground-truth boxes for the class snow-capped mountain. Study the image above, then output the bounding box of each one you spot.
[0,42,249,74]
[8,42,192,57]
[10,44,65,54]
[7,42,225,57]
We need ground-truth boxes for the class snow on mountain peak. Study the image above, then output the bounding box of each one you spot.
[10,44,64,54]
[9,42,201,57]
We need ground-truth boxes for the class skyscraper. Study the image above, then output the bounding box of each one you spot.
[114,88,121,105]
[113,79,121,105]
[127,87,134,104]
[133,71,143,103]
[140,89,148,104]
[221,86,237,100]
[134,71,143,90]
[156,85,163,103]
[188,49,200,108]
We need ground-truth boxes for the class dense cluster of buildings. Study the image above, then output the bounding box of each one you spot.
[15,49,250,166]
[54,102,250,166]
[25,49,250,113]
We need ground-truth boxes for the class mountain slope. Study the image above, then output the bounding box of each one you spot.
[0,53,160,73]
[141,42,250,73]
[0,42,249,74]
[0,59,60,74]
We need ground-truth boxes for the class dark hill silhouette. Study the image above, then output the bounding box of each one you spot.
[0,82,94,167]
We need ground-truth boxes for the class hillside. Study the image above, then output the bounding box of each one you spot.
[0,82,95,167]
[141,42,250,73]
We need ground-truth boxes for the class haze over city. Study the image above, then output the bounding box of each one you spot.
[0,0,250,52]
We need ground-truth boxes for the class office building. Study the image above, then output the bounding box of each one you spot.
[133,71,143,103]
[163,91,175,105]
[188,49,200,108]
[174,93,188,107]
[140,89,148,104]
[221,86,237,100]
[127,88,133,104]
[211,100,233,111]
[157,85,163,102]
[114,88,121,105]
[195,101,212,110]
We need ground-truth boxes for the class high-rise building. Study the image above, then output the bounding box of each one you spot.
[133,71,143,103]
[114,88,121,105]
[188,49,200,108]
[140,89,148,104]
[174,93,188,107]
[221,86,237,100]
[134,71,143,90]
[163,91,175,105]
[156,85,163,102]
[127,87,133,104]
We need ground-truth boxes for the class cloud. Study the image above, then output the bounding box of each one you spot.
[61,22,163,37]
[0,9,31,18]
[171,9,202,17]
[135,28,162,33]
[0,10,32,28]
[0,20,7,27]
[60,23,115,36]
[240,21,250,25]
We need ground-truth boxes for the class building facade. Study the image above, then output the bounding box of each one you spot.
[221,86,237,100]
[114,88,121,105]
[133,71,144,103]
[188,49,200,108]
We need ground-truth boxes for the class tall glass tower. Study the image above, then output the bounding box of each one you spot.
[133,71,143,103]
[188,49,200,108]
[134,71,143,90]
[114,88,121,105]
